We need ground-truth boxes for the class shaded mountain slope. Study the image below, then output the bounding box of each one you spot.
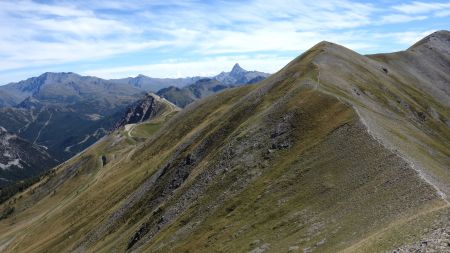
[157,78,229,108]
[0,91,17,107]
[110,74,203,92]
[0,32,449,253]
[0,72,143,107]
[0,102,128,162]
[0,72,145,162]
[0,127,57,187]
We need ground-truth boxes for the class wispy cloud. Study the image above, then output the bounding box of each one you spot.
[380,14,427,24]
[0,0,448,84]
[392,1,450,14]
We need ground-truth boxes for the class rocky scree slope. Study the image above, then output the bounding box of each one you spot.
[0,31,449,253]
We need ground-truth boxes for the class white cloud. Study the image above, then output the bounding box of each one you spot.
[392,1,450,14]
[0,0,91,17]
[32,17,133,37]
[0,39,173,72]
[372,30,437,46]
[380,14,427,24]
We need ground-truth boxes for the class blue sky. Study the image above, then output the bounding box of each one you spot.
[0,0,449,84]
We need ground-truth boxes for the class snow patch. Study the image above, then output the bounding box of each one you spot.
[86,114,103,121]
[0,159,23,170]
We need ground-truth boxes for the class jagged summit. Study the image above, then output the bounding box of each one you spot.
[230,63,246,76]
[214,63,269,85]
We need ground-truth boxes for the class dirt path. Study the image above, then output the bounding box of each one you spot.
[341,203,449,252]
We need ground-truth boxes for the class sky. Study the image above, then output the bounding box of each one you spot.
[0,0,449,84]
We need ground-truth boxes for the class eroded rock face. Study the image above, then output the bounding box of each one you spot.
[115,94,157,128]
[114,93,177,129]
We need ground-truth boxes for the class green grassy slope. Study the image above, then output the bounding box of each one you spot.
[309,31,450,200]
[0,32,448,253]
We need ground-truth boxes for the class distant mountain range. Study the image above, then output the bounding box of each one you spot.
[0,64,269,186]
[0,64,268,108]
[109,74,203,92]
[157,79,228,108]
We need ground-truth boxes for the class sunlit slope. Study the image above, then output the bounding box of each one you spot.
[309,30,450,200]
[0,31,449,253]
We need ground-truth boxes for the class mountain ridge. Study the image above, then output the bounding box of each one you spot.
[0,64,270,108]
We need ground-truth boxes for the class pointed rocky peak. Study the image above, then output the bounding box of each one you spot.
[230,63,246,76]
